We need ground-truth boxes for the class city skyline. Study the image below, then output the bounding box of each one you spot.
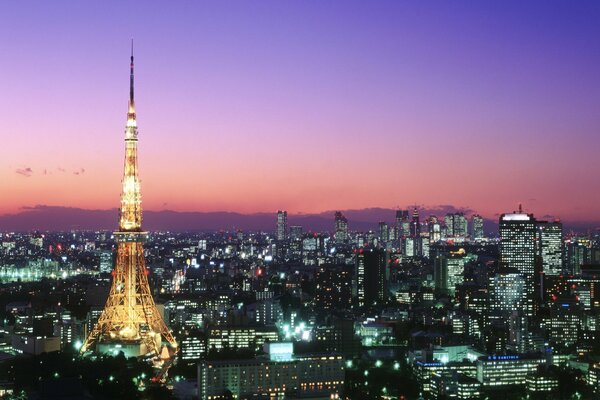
[2,1,600,223]
[1,3,600,398]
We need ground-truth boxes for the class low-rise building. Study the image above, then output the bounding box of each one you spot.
[476,354,546,387]
[197,343,344,400]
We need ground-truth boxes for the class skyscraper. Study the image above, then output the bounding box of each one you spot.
[276,210,288,241]
[472,214,484,240]
[315,265,353,311]
[355,248,387,307]
[378,221,389,243]
[428,215,441,243]
[444,214,453,237]
[396,210,409,238]
[334,211,348,243]
[410,207,420,237]
[499,207,538,317]
[487,268,530,352]
[565,237,591,275]
[289,225,303,241]
[81,46,177,358]
[445,212,468,239]
[434,249,476,295]
[488,269,527,321]
[537,220,563,276]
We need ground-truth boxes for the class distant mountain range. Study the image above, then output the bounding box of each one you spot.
[0,204,596,234]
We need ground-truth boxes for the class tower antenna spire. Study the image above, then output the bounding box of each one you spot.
[130,39,134,105]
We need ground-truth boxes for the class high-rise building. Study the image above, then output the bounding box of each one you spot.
[488,270,527,316]
[434,249,476,295]
[410,207,420,237]
[315,265,353,311]
[396,210,409,238]
[98,250,113,274]
[289,225,303,241]
[537,220,563,276]
[334,211,348,243]
[446,213,469,239]
[499,207,538,317]
[276,210,288,241]
[565,237,591,275]
[379,221,389,243]
[545,301,580,347]
[444,214,454,237]
[471,214,484,240]
[81,46,177,358]
[428,215,442,243]
[355,248,387,307]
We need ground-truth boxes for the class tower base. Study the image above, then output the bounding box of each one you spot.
[97,341,149,358]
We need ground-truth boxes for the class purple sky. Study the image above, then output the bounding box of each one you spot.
[1,1,600,223]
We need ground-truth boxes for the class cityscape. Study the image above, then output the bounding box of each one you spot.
[1,2,600,400]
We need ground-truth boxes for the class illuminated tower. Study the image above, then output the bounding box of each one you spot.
[81,44,177,357]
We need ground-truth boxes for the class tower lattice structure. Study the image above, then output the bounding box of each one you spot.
[81,45,177,357]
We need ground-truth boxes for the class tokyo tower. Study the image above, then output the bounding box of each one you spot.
[81,43,177,358]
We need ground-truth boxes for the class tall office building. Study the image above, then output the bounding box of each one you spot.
[488,269,530,352]
[276,211,288,241]
[499,207,538,317]
[379,221,389,243]
[355,248,387,307]
[396,210,409,238]
[315,265,353,311]
[488,269,527,321]
[403,237,415,258]
[410,207,420,237]
[565,237,591,275]
[434,249,476,295]
[444,214,453,237]
[428,215,442,243]
[289,225,303,241]
[334,211,349,243]
[537,220,563,276]
[471,214,484,240]
[446,213,468,239]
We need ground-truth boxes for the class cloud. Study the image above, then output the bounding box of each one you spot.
[73,168,85,175]
[57,167,66,173]
[423,204,475,216]
[15,167,33,177]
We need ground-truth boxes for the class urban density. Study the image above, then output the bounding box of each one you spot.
[4,196,600,399]
[2,2,600,400]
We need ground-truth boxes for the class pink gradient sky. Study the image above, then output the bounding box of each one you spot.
[1,2,600,222]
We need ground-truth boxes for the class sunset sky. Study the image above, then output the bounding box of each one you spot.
[1,1,600,222]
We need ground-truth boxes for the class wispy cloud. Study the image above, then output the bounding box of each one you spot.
[73,168,85,175]
[15,167,33,177]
